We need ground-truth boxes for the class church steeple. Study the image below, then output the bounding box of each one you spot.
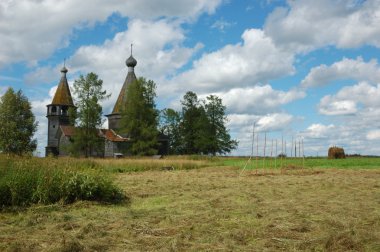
[46,62,75,156]
[51,62,74,106]
[106,45,138,131]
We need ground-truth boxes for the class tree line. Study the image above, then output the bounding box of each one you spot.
[0,73,237,156]
[160,92,238,155]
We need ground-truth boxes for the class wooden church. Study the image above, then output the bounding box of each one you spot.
[45,51,166,157]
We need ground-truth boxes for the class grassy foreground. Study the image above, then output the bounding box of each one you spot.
[0,157,380,251]
[0,157,379,251]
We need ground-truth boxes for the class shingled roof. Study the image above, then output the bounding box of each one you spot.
[112,69,137,113]
[59,125,129,142]
[51,66,74,106]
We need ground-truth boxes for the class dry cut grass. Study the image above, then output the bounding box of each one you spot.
[0,166,379,251]
[94,157,211,173]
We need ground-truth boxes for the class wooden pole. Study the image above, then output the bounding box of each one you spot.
[263,132,267,172]
[251,124,255,171]
[291,136,293,157]
[275,139,278,170]
[298,139,301,168]
[240,124,255,176]
[281,135,284,172]
[284,140,287,169]
[270,139,273,170]
[302,138,305,169]
[256,133,259,174]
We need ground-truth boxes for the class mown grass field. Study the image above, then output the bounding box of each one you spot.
[0,156,379,251]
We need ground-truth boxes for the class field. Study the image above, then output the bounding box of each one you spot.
[0,156,380,251]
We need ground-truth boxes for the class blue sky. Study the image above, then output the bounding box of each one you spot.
[1,0,380,156]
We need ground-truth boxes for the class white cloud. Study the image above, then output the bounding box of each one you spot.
[256,113,294,132]
[24,65,63,85]
[165,29,295,94]
[319,97,357,116]
[301,57,380,88]
[227,113,294,133]
[367,130,380,140]
[265,0,380,52]
[0,0,222,68]
[210,85,305,114]
[70,19,199,80]
[303,124,336,139]
[300,120,380,156]
[308,81,380,155]
[318,82,380,115]
[26,19,201,115]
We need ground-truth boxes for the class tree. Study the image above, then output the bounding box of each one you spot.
[178,92,238,155]
[120,77,159,155]
[180,91,209,154]
[0,87,37,155]
[70,73,110,157]
[204,95,238,155]
[159,108,182,154]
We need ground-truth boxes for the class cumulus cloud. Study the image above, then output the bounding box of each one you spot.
[0,0,222,67]
[165,29,295,94]
[256,113,294,132]
[210,85,305,114]
[301,120,380,156]
[265,0,380,52]
[367,130,380,140]
[302,124,336,139]
[301,57,380,88]
[27,19,201,115]
[227,113,294,135]
[308,81,380,155]
[24,65,64,85]
[319,97,357,116]
[318,82,380,115]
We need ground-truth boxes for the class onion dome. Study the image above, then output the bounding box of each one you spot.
[126,55,137,67]
[61,66,68,74]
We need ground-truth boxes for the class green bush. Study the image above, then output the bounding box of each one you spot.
[0,157,126,209]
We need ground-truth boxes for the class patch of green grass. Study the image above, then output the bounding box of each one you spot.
[217,156,380,170]
[0,157,126,209]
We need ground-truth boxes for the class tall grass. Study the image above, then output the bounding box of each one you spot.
[0,156,126,209]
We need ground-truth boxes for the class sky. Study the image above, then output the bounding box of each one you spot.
[1,0,380,157]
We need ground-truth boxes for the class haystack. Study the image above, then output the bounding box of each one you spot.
[328,146,345,159]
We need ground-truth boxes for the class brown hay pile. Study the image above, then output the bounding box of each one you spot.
[328,146,345,159]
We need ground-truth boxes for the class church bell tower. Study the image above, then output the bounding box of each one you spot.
[45,65,75,156]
